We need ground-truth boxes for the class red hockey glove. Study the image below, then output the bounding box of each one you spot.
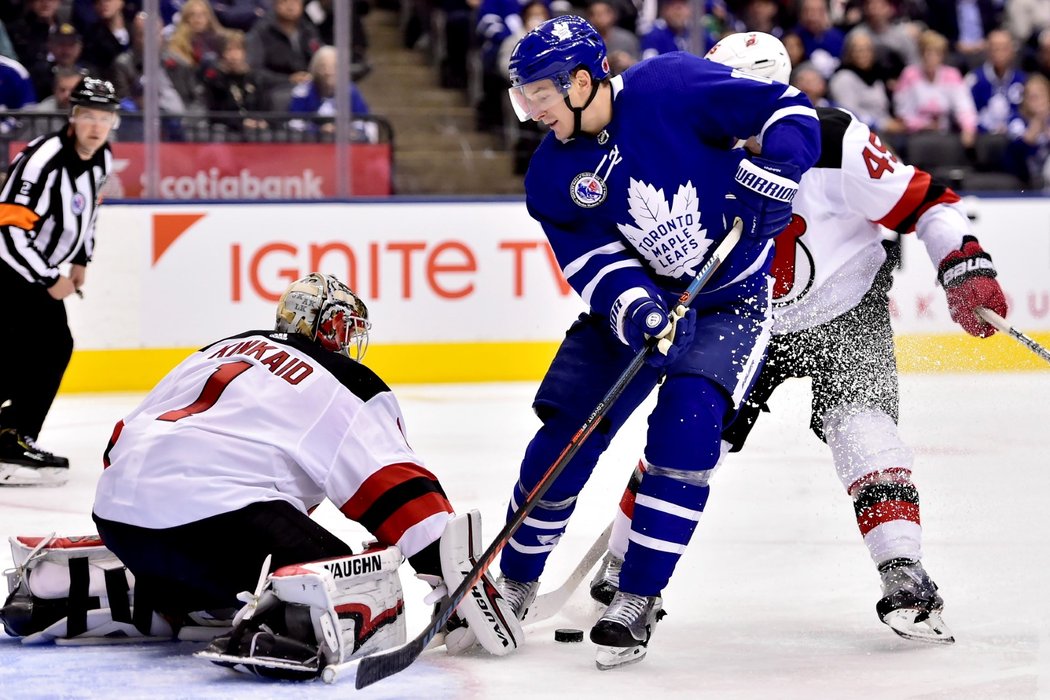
[937,235,1008,338]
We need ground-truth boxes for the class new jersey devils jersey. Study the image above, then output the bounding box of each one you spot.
[769,107,970,334]
[93,331,453,559]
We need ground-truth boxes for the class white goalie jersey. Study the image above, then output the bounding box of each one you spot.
[769,107,972,335]
[93,331,453,560]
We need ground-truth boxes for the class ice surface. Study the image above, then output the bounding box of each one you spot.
[1,374,1048,699]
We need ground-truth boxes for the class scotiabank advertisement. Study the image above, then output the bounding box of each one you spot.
[66,198,1050,353]
[9,143,392,197]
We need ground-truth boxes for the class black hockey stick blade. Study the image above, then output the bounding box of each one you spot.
[354,218,743,690]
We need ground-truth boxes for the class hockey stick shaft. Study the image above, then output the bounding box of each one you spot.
[349,219,744,690]
[523,521,613,625]
[976,308,1050,365]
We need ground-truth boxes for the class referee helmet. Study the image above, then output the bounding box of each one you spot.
[70,77,120,112]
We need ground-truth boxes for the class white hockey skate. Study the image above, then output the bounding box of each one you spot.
[877,558,954,645]
[588,552,622,607]
[590,591,664,670]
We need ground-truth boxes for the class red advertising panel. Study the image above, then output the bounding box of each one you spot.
[8,142,392,198]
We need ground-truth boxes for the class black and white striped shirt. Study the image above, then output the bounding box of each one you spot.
[0,127,112,286]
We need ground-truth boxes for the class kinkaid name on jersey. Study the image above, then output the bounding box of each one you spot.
[208,337,315,384]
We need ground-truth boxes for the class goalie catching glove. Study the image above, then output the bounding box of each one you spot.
[937,235,1008,338]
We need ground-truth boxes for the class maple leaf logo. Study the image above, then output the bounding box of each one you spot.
[616,179,711,278]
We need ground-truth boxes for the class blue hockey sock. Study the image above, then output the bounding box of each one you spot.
[498,417,607,582]
[619,470,710,596]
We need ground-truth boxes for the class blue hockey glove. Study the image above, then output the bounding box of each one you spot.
[726,156,800,241]
[619,298,697,368]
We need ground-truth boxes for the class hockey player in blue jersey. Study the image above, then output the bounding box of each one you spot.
[492,16,820,669]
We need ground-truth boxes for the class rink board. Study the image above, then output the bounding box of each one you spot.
[59,197,1050,392]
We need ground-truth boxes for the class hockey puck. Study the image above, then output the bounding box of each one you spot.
[554,628,584,643]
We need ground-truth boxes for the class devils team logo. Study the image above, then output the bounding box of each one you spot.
[770,214,815,307]
[570,172,607,208]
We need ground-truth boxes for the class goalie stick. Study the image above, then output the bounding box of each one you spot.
[976,308,1050,365]
[330,218,744,689]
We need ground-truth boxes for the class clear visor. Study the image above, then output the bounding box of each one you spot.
[71,106,120,129]
[508,78,568,121]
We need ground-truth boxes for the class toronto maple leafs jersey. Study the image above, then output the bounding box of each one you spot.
[93,331,453,560]
[524,53,820,327]
[768,107,971,335]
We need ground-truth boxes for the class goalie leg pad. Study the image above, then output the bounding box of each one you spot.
[439,510,523,656]
[0,535,172,644]
[198,546,406,680]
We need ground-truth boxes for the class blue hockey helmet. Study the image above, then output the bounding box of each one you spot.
[507,15,610,122]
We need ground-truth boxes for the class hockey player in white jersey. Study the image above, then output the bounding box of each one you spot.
[68,273,523,678]
[591,32,1010,646]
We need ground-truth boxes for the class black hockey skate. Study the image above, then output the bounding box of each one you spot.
[590,591,665,670]
[876,558,954,645]
[0,429,69,486]
[589,552,622,606]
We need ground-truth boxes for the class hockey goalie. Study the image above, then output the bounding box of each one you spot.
[1,273,522,679]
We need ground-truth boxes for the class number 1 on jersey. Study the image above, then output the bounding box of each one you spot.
[157,360,253,422]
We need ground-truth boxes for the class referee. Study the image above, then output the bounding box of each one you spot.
[0,76,117,487]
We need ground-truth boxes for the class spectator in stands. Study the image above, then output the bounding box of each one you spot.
[967,29,1026,135]
[71,0,171,31]
[1024,28,1050,81]
[894,29,978,148]
[304,0,370,78]
[202,29,269,134]
[1004,73,1050,188]
[1004,0,1050,48]
[0,22,15,62]
[112,12,189,112]
[588,0,639,75]
[288,44,373,140]
[782,31,807,68]
[168,0,226,71]
[246,0,322,111]
[849,0,919,79]
[0,54,36,110]
[8,0,61,81]
[829,29,905,133]
[212,0,269,31]
[641,0,713,59]
[28,24,97,104]
[81,0,134,79]
[476,0,530,132]
[923,0,1000,70]
[794,0,845,78]
[27,65,82,113]
[739,0,783,36]
[791,61,832,107]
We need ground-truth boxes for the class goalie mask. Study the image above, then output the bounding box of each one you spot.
[275,273,370,360]
[705,32,792,85]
